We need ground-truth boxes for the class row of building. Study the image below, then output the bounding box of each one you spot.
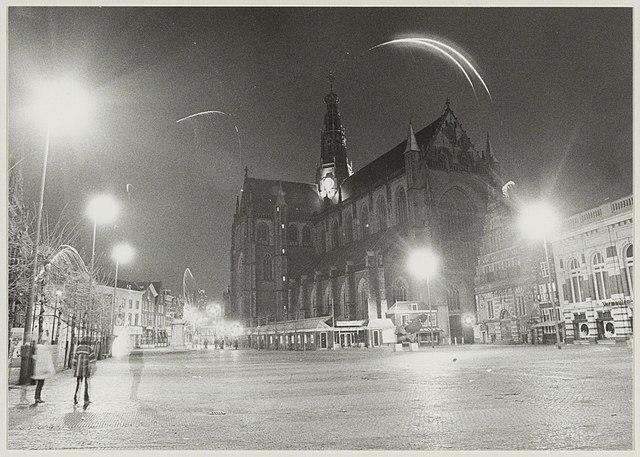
[96,281,181,349]
[225,83,633,349]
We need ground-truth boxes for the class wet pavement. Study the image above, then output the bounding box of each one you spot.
[6,344,633,450]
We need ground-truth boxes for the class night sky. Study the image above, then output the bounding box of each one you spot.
[7,7,632,300]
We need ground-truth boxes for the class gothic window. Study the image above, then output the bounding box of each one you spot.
[447,288,460,311]
[323,285,332,316]
[340,283,348,319]
[344,211,353,244]
[515,296,526,317]
[396,187,408,225]
[357,278,369,319]
[625,244,633,294]
[301,225,312,245]
[361,205,370,238]
[392,278,408,303]
[487,300,494,319]
[287,224,299,246]
[377,195,388,230]
[256,222,269,245]
[569,258,582,303]
[591,252,606,300]
[331,220,340,249]
[261,254,273,281]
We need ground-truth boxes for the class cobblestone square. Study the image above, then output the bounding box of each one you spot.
[6,344,633,450]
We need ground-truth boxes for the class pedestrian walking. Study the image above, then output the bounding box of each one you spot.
[31,339,55,404]
[128,348,144,401]
[72,337,96,408]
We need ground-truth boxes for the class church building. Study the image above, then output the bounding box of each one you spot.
[228,82,503,349]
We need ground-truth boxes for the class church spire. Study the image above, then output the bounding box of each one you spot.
[317,74,350,203]
[404,121,420,153]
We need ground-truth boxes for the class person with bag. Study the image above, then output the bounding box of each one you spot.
[31,339,55,404]
[72,337,96,408]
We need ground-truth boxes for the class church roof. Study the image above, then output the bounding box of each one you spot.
[243,177,321,217]
[340,112,446,200]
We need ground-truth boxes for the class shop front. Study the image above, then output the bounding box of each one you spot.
[248,316,334,350]
[563,297,633,343]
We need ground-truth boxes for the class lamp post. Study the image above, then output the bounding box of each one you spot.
[87,194,119,357]
[408,247,440,348]
[110,243,135,353]
[519,201,562,349]
[19,78,93,386]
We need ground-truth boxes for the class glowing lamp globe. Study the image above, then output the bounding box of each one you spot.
[112,243,135,265]
[87,194,120,225]
[519,201,558,241]
[407,248,440,280]
[32,77,94,133]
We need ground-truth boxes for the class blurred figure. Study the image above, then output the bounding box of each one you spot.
[204,339,209,349]
[31,339,55,404]
[128,348,144,401]
[234,339,239,350]
[72,337,96,409]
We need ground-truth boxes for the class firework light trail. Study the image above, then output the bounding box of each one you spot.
[176,110,243,164]
[369,37,491,101]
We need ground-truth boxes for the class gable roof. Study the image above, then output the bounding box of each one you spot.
[243,177,321,218]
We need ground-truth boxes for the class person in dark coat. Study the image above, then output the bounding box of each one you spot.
[72,337,96,408]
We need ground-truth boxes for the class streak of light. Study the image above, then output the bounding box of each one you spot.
[419,38,492,100]
[176,109,243,167]
[176,110,229,123]
[370,38,477,99]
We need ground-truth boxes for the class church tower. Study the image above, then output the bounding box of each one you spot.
[316,73,352,203]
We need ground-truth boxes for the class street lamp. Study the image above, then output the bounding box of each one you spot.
[518,201,562,349]
[20,78,93,386]
[110,243,135,338]
[408,247,440,348]
[86,194,119,354]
